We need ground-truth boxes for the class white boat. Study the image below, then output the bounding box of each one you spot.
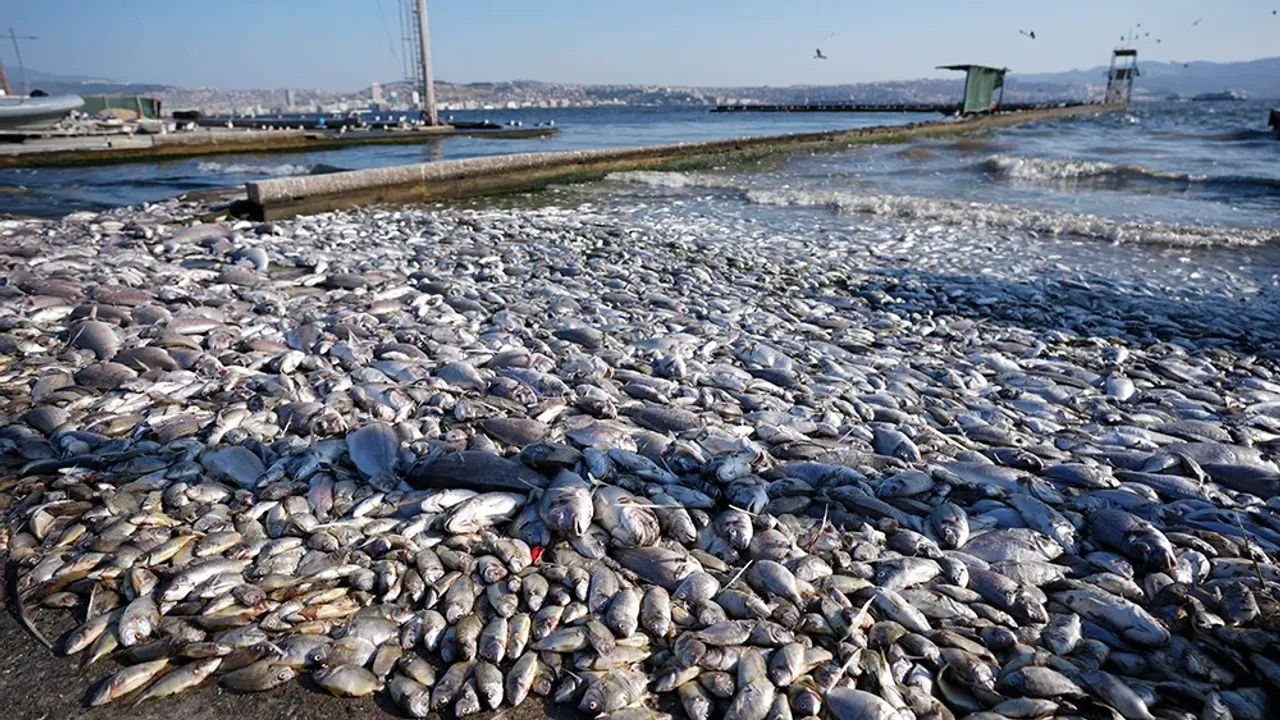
[0,93,84,131]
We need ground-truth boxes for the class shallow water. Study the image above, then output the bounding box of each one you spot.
[0,107,921,217]
[7,101,1276,227]
[597,101,1280,230]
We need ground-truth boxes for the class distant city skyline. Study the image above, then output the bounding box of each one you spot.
[7,0,1280,91]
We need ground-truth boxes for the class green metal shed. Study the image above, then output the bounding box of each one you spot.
[938,65,1008,114]
[79,95,163,119]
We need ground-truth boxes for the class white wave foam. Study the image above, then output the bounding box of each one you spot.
[606,170,743,190]
[985,154,1205,183]
[744,188,1277,248]
[196,161,319,176]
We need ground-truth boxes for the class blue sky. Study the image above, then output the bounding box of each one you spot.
[7,0,1279,89]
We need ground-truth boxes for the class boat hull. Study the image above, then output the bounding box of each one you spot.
[0,95,85,131]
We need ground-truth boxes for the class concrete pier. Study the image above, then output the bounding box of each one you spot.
[0,125,557,169]
[711,101,1073,114]
[246,103,1124,220]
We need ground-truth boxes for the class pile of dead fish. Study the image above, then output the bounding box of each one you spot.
[1,204,1280,720]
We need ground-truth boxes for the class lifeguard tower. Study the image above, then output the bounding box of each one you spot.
[1105,49,1139,105]
[937,65,1009,114]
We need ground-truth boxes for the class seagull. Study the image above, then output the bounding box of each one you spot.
[814,48,828,60]
[1018,29,1036,39]
[1192,16,1202,26]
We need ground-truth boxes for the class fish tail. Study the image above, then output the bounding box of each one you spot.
[6,558,53,650]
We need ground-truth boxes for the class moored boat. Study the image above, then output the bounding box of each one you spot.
[0,93,84,131]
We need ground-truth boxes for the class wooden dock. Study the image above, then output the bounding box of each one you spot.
[712,101,1095,114]
[0,125,557,169]
[243,103,1125,220]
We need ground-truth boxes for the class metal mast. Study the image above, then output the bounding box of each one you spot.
[413,0,438,125]
[8,28,37,95]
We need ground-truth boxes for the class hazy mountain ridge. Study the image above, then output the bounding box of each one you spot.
[15,56,1278,114]
[1016,57,1280,98]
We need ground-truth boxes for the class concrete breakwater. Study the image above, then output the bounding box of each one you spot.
[245,103,1124,219]
[0,126,557,170]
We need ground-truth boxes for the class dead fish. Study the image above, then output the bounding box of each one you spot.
[69,320,120,360]
[825,688,900,720]
[314,664,381,697]
[389,675,433,717]
[445,493,526,534]
[199,447,265,490]
[346,422,401,490]
[87,659,169,706]
[132,659,220,705]
[219,661,297,693]
[539,471,594,537]
[407,451,549,492]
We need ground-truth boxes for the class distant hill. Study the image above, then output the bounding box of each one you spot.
[13,68,169,97]
[16,56,1279,113]
[1018,57,1280,99]
[24,68,122,84]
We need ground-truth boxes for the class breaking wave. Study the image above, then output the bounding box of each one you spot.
[606,170,744,190]
[983,154,1280,196]
[743,188,1280,248]
[195,161,343,177]
[984,154,1205,183]
[599,170,1279,248]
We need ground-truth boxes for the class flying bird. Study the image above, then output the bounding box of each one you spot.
[814,48,828,60]
[1192,16,1202,26]
[1018,29,1036,39]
